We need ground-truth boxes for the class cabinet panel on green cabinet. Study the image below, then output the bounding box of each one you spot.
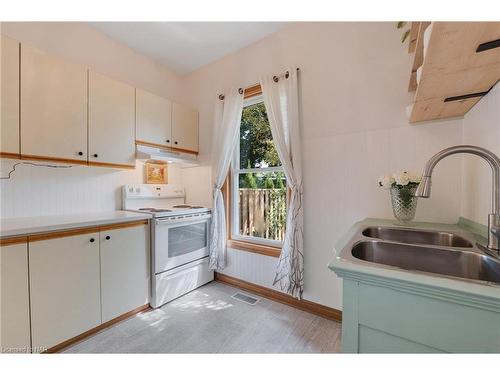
[29,232,101,351]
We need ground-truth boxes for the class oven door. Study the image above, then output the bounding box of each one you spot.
[153,213,211,274]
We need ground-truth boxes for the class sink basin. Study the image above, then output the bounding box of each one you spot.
[362,226,473,248]
[351,241,500,283]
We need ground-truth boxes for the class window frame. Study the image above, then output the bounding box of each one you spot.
[224,86,285,257]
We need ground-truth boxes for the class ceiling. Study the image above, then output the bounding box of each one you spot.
[89,22,288,75]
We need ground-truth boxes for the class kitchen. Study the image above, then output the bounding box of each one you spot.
[1,1,500,373]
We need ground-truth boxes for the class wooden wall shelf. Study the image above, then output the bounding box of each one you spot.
[407,22,500,124]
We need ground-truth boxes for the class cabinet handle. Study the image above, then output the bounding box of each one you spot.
[174,141,178,145]
[166,139,170,143]
[93,154,98,158]
[89,238,95,243]
[105,235,111,240]
[78,151,83,156]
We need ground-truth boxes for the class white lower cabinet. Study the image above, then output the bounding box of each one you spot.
[3,220,150,352]
[1,240,31,353]
[100,223,150,322]
[29,230,101,351]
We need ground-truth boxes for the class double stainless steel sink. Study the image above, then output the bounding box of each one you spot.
[341,226,500,285]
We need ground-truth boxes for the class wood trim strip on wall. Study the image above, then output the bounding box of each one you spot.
[99,220,148,232]
[0,236,28,246]
[44,304,150,353]
[88,161,136,169]
[214,273,342,322]
[0,152,21,160]
[20,154,89,166]
[135,139,199,155]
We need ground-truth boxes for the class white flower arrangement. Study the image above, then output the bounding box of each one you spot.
[378,170,421,189]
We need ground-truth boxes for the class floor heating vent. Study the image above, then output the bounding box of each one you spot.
[231,292,260,305]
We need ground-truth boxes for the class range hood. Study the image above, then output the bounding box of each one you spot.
[136,143,200,167]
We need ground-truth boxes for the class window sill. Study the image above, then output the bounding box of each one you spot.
[227,239,281,258]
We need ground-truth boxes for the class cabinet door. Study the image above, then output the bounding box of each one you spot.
[172,103,199,152]
[20,43,87,163]
[1,36,20,156]
[29,230,101,351]
[136,88,172,147]
[101,224,150,323]
[88,71,135,168]
[1,240,31,353]
[100,223,149,322]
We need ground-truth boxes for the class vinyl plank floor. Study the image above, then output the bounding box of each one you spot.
[63,281,342,353]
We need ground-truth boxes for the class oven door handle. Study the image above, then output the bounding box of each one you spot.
[155,216,211,226]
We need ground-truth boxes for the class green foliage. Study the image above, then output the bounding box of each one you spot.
[264,174,275,189]
[240,102,281,169]
[275,171,285,189]
[243,160,258,189]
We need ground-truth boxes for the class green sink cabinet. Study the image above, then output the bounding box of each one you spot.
[330,218,500,353]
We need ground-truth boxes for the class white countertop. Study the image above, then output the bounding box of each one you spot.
[0,211,152,238]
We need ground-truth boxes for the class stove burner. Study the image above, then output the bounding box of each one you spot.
[138,208,172,213]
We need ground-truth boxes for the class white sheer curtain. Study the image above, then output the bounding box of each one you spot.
[208,89,244,270]
[260,68,304,299]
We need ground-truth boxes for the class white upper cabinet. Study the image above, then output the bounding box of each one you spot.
[100,223,149,323]
[29,231,101,351]
[88,71,135,168]
[20,43,88,163]
[136,88,172,147]
[172,102,199,152]
[1,35,20,156]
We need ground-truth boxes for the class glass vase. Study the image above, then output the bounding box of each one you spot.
[390,185,418,223]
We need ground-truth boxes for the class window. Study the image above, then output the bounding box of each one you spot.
[230,95,287,249]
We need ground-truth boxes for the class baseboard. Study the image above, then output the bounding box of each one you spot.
[214,272,342,322]
[44,304,151,353]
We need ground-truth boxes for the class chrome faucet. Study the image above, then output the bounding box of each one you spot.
[415,145,500,252]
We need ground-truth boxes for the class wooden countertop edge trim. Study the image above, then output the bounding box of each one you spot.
[214,273,342,322]
[135,139,199,155]
[0,236,28,246]
[99,220,149,231]
[227,239,281,258]
[4,219,149,242]
[29,226,100,242]
[43,304,151,353]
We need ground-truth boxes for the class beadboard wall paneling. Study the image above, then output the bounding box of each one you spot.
[461,83,500,225]
[0,160,182,218]
[217,247,279,291]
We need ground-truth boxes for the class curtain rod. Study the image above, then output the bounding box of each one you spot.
[218,67,300,100]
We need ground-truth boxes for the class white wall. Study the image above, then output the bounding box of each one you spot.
[0,22,188,218]
[461,83,500,225]
[184,23,465,309]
